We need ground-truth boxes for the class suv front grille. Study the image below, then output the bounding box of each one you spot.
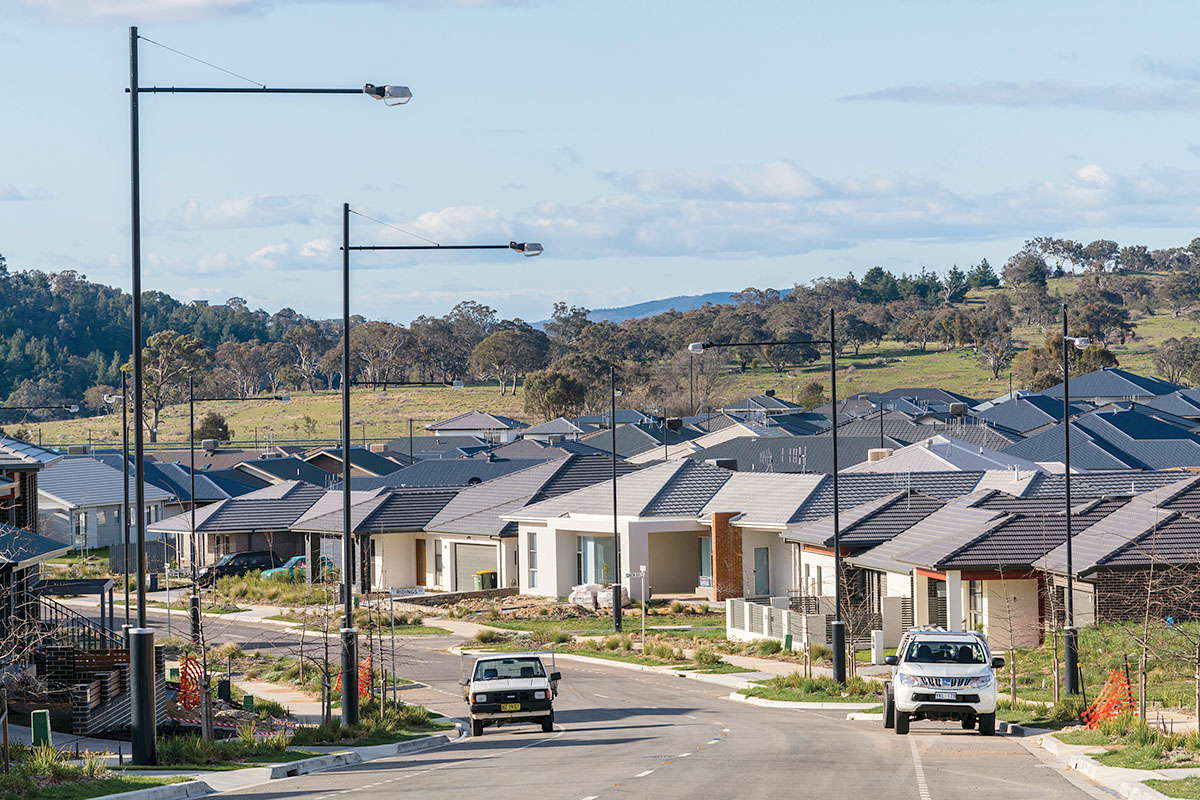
[915,676,974,688]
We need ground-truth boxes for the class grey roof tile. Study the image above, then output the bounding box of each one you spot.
[0,435,61,470]
[642,461,732,517]
[788,471,985,525]
[150,480,328,534]
[1042,367,1183,400]
[427,411,528,431]
[39,457,173,507]
[0,523,71,565]
[849,494,1002,573]
[339,458,555,490]
[699,472,826,527]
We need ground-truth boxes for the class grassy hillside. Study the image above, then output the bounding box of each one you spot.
[21,275,1200,448]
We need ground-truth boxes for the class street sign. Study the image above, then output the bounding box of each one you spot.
[626,571,644,578]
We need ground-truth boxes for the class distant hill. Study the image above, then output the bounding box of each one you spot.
[584,291,740,323]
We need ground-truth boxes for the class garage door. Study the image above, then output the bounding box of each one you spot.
[454,543,497,590]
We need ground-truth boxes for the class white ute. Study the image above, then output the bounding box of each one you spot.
[883,628,1004,736]
[460,652,561,737]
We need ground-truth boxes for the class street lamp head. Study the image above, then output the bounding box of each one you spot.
[1066,336,1090,350]
[363,84,412,106]
[103,394,118,405]
[65,404,80,413]
[509,241,543,257]
[688,341,707,354]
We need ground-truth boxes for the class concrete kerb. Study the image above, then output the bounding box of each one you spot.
[1035,731,1200,799]
[728,691,880,711]
[98,779,216,800]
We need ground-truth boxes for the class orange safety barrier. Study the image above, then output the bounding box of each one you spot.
[333,656,372,699]
[179,655,204,710]
[1082,665,1137,729]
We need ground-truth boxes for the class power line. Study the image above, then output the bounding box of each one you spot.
[138,35,266,89]
[348,209,440,246]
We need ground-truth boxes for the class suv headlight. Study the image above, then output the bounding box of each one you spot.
[970,674,993,689]
[472,693,487,703]
[897,673,917,687]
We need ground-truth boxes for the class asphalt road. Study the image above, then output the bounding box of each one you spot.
[90,607,1104,798]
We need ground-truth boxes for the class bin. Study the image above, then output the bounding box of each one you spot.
[475,571,498,590]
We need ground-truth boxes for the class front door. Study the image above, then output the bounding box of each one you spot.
[753,547,770,596]
[415,539,427,586]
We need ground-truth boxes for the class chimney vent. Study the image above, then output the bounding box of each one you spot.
[867,448,894,462]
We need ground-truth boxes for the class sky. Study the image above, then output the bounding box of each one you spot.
[3,0,1200,324]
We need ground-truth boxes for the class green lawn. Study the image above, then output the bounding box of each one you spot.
[18,776,187,800]
[673,663,755,674]
[1055,729,1111,746]
[1147,777,1200,799]
[740,674,882,703]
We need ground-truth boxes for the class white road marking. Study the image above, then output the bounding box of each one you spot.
[594,694,609,698]
[635,770,654,778]
[678,753,692,757]
[909,739,931,800]
[582,796,599,800]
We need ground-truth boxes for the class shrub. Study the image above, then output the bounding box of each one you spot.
[1052,694,1088,723]
[82,750,109,779]
[157,734,243,766]
[694,647,723,667]
[537,606,550,617]
[398,704,431,728]
[474,629,502,644]
[810,643,832,661]
[236,722,257,747]
[757,639,782,656]
[670,600,685,614]
[255,698,289,719]
[549,632,571,645]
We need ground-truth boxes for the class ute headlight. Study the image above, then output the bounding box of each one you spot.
[533,691,547,700]
[472,693,487,703]
[971,674,993,689]
[897,673,917,687]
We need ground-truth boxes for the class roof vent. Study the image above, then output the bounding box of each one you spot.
[201,439,219,453]
[949,402,967,416]
[66,444,89,455]
[867,448,894,462]
[368,443,386,453]
[764,389,775,397]
[705,458,737,471]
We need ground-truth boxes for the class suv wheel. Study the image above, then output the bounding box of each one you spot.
[894,710,910,735]
[978,713,996,736]
[471,719,484,737]
[883,684,894,729]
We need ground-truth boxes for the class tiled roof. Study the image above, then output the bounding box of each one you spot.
[522,417,596,436]
[39,457,173,507]
[291,487,459,533]
[1042,368,1183,400]
[304,448,405,477]
[147,447,294,471]
[849,495,1002,574]
[1004,406,1200,470]
[382,435,490,455]
[0,436,61,470]
[0,523,71,565]
[339,458,555,490]
[487,438,608,459]
[686,435,904,474]
[574,410,657,426]
[699,472,826,527]
[578,423,703,459]
[788,471,986,525]
[512,461,696,519]
[528,455,640,504]
[929,497,1132,571]
[90,452,230,503]
[873,387,980,406]
[843,435,1044,474]
[427,411,528,431]
[426,460,566,536]
[1145,389,1200,418]
[201,468,270,496]
[722,394,802,413]
[641,461,733,517]
[838,493,946,548]
[973,395,1091,433]
[236,456,332,486]
[149,480,327,533]
[820,418,1023,450]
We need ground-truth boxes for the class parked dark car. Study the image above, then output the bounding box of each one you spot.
[197,551,283,587]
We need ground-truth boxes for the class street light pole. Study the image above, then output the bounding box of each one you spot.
[687,320,847,682]
[340,205,542,721]
[121,372,130,627]
[1063,303,1079,694]
[611,365,622,633]
[189,376,200,645]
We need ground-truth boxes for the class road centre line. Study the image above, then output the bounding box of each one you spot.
[635,770,654,778]
[909,739,932,800]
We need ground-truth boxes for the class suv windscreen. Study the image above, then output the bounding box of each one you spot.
[214,554,235,566]
[473,658,546,681]
[903,640,986,664]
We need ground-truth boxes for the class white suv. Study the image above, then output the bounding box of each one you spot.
[883,629,1003,736]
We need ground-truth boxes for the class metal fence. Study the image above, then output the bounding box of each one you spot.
[726,598,830,646]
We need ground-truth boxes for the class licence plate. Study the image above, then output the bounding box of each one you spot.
[934,691,956,701]
[500,702,521,711]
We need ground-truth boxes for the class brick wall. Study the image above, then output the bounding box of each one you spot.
[15,472,37,533]
[711,512,743,602]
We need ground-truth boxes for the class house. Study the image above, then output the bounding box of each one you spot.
[426,411,529,444]
[506,461,828,602]
[624,420,790,464]
[148,480,328,566]
[1003,403,1200,470]
[0,523,71,649]
[90,452,231,518]
[818,416,1024,450]
[0,435,61,534]
[973,394,1093,434]
[843,435,1045,475]
[382,435,491,460]
[486,437,610,459]
[721,391,802,417]
[520,417,597,443]
[37,457,172,549]
[573,409,658,427]
[336,457,559,491]
[687,435,905,474]
[147,445,301,471]
[1145,389,1200,421]
[578,423,705,459]
[302,447,406,479]
[1041,367,1183,405]
[232,455,333,487]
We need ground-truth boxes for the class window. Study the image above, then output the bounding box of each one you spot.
[473,657,545,681]
[698,537,712,587]
[968,580,985,633]
[527,532,537,588]
[903,639,986,664]
[97,509,107,526]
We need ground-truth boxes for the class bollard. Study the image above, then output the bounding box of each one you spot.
[30,710,51,747]
[783,633,793,652]
[243,695,255,713]
[217,679,232,704]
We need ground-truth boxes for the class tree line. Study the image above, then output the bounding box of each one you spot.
[4,231,1200,432]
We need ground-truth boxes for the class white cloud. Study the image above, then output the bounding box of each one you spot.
[176,194,314,229]
[0,184,50,201]
[247,242,288,268]
[300,238,335,258]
